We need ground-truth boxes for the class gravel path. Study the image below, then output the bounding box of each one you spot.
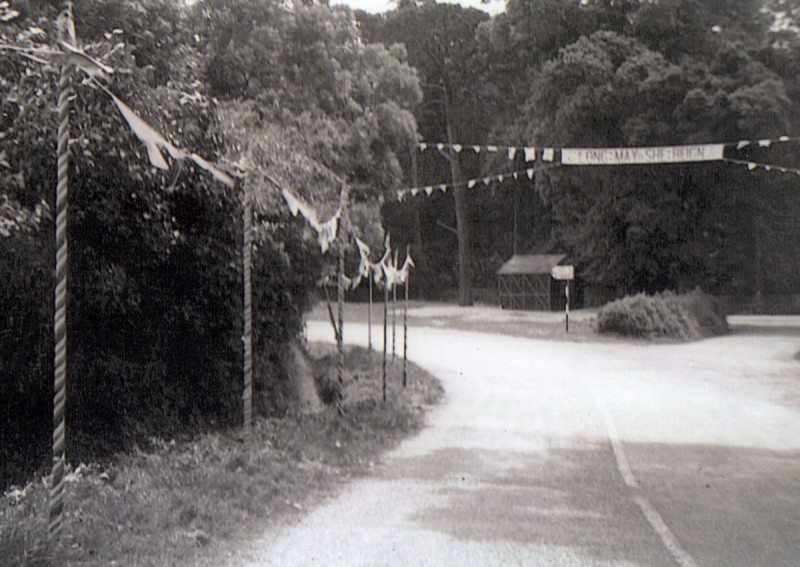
[234,314,800,566]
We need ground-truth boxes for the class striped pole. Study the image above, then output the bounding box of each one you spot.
[336,185,348,416]
[392,252,397,361]
[367,269,373,352]
[241,184,253,443]
[403,275,409,388]
[49,23,72,542]
[382,274,388,403]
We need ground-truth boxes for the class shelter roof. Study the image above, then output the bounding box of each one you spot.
[497,254,567,275]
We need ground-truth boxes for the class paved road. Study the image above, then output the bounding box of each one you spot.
[237,318,800,566]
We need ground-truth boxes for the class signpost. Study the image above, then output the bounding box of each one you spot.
[551,265,575,333]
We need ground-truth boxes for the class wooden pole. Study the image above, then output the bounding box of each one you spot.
[403,275,409,388]
[392,252,397,361]
[368,269,373,352]
[382,273,388,403]
[49,6,72,540]
[336,185,348,416]
[241,185,253,444]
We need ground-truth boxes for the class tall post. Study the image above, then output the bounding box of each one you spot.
[241,184,253,444]
[336,185,348,416]
[382,272,389,403]
[392,251,397,361]
[368,268,373,352]
[403,274,409,388]
[49,6,73,541]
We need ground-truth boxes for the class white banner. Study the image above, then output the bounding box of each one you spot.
[561,144,725,165]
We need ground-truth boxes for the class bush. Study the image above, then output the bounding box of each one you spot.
[596,289,728,340]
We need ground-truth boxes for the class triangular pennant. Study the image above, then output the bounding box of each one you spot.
[436,143,445,151]
[473,145,481,153]
[758,139,772,148]
[397,190,405,201]
[467,179,477,189]
[747,162,757,170]
[419,143,428,151]
[438,184,447,192]
[513,172,519,180]
[524,147,536,162]
[526,168,535,179]
[355,237,372,280]
[411,188,420,196]
[452,144,462,153]
[424,186,434,196]
[497,174,504,183]
[281,188,303,217]
[483,177,491,185]
[107,91,170,170]
[317,213,339,253]
[737,140,750,150]
[59,40,114,79]
[507,147,517,161]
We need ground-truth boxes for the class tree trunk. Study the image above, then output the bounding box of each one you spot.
[410,141,424,263]
[443,87,472,306]
[753,212,764,311]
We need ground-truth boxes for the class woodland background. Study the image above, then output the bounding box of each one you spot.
[2,0,800,488]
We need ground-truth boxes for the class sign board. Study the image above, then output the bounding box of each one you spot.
[551,265,575,281]
[561,144,725,166]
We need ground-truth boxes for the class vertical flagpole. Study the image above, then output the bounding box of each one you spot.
[49,4,73,541]
[241,183,253,444]
[336,185,348,416]
[392,252,397,361]
[368,269,373,352]
[403,273,409,388]
[382,272,388,403]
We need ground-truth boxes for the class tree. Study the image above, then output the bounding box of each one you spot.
[360,1,491,305]
[510,0,798,299]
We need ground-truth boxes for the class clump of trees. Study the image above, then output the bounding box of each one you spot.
[0,0,420,488]
[4,0,800,488]
[369,0,800,304]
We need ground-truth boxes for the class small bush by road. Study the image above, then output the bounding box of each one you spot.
[597,289,728,340]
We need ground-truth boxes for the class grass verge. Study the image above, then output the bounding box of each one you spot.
[0,344,442,566]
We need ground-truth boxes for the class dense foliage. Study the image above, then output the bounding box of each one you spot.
[4,0,800,487]
[368,0,800,302]
[0,0,419,487]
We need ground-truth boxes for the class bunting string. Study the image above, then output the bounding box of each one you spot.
[403,136,800,203]
[418,134,800,164]
[396,165,551,202]
[419,142,551,163]
[724,158,800,176]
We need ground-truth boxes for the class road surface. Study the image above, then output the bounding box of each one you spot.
[235,315,800,566]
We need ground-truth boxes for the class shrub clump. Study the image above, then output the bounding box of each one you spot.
[596,289,728,340]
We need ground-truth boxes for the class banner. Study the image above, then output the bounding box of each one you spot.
[562,144,725,166]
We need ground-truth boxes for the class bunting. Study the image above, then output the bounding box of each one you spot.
[397,250,415,285]
[419,142,541,162]
[396,166,541,202]
[725,158,800,176]
[404,133,800,203]
[279,187,341,253]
